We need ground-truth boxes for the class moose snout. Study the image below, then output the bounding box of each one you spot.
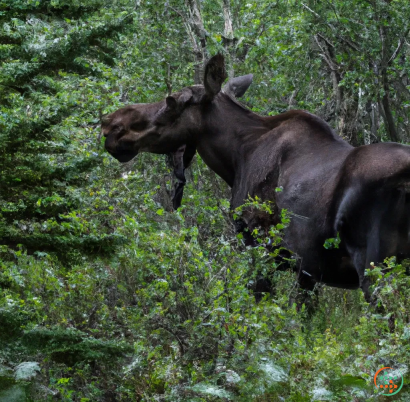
[104,134,117,154]
[104,136,138,163]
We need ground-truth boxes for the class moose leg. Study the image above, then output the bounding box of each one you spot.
[350,187,406,303]
[252,276,273,303]
[295,270,318,314]
[236,217,284,302]
[350,249,371,302]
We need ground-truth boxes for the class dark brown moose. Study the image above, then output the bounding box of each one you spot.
[102,54,410,301]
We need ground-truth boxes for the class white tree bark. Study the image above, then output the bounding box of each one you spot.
[222,0,235,78]
[185,0,208,84]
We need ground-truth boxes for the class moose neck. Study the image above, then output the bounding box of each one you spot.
[195,94,269,187]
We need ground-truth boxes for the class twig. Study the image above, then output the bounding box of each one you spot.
[302,3,360,52]
[301,3,320,19]
[387,29,410,66]
[314,35,338,71]
[154,325,185,355]
[317,33,334,48]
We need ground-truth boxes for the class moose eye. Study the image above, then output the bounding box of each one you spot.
[109,125,125,135]
[130,121,148,131]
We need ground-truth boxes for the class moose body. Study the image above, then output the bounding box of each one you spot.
[102,55,410,300]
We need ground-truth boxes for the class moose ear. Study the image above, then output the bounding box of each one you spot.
[157,90,193,124]
[204,54,227,100]
[166,96,178,110]
[165,90,192,112]
[222,74,253,98]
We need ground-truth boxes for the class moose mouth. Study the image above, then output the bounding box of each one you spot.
[110,151,138,163]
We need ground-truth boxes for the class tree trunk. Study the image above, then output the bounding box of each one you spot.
[378,25,399,142]
[185,0,208,84]
[339,93,360,145]
[380,69,399,142]
[222,0,235,78]
[313,35,343,127]
[369,102,379,142]
[332,69,342,116]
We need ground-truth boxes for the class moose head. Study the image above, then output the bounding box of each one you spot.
[102,54,253,209]
[101,54,253,164]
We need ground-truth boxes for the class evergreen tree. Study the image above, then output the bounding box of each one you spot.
[0,0,135,261]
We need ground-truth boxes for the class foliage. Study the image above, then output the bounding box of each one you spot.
[323,233,341,250]
[1,0,410,401]
[0,0,134,260]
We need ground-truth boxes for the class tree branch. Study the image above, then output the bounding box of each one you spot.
[301,3,320,19]
[302,3,360,52]
[387,29,410,66]
[314,35,338,70]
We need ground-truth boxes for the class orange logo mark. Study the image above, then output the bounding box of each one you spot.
[374,367,404,396]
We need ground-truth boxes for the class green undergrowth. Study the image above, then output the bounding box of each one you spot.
[1,160,410,401]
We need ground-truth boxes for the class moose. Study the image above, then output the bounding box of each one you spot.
[102,54,410,302]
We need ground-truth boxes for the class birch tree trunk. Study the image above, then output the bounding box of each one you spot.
[222,0,235,78]
[185,0,208,84]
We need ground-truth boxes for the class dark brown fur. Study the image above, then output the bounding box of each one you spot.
[101,55,410,300]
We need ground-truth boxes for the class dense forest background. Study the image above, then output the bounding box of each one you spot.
[1,0,410,400]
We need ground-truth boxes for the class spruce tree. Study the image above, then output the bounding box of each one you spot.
[0,0,134,261]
